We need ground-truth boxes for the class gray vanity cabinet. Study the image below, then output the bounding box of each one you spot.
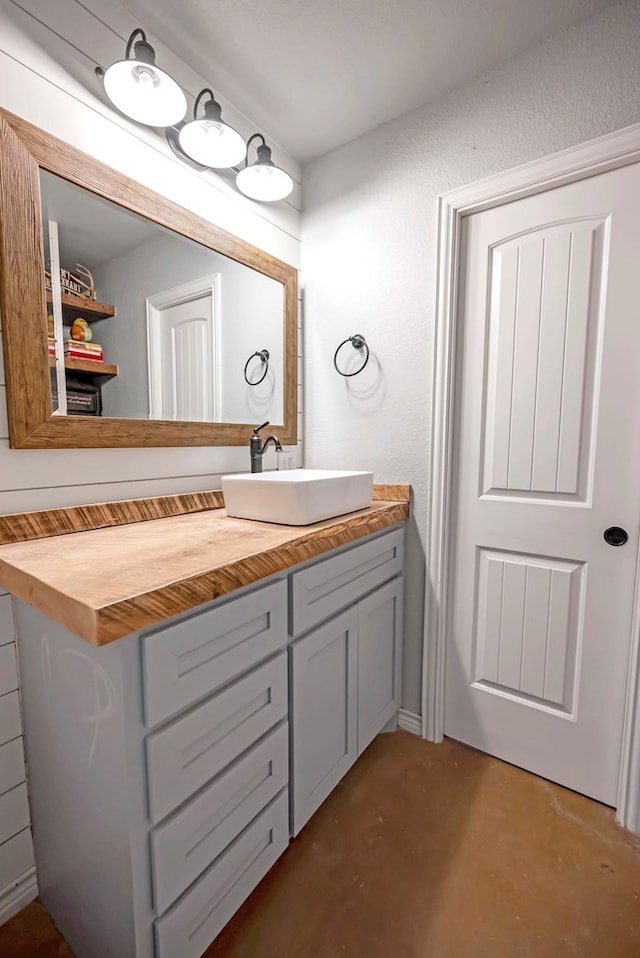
[14,521,405,958]
[289,527,404,835]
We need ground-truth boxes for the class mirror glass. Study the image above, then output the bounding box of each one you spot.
[40,171,284,424]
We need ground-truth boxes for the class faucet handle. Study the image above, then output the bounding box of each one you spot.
[252,421,270,435]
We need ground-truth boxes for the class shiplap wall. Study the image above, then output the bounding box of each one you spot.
[0,0,302,922]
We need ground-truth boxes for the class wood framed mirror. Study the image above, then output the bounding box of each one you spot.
[0,109,297,448]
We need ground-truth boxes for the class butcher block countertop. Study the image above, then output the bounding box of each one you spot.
[0,484,410,646]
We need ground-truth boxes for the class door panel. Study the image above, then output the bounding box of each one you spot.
[473,549,582,713]
[482,220,605,500]
[446,163,640,805]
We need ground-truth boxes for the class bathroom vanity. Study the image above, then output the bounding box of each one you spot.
[0,486,409,958]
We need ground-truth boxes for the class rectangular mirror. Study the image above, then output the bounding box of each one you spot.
[0,109,297,448]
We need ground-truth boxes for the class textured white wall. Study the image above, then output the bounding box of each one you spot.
[302,0,640,715]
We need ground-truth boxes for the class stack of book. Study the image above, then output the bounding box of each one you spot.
[64,341,104,362]
[47,338,56,357]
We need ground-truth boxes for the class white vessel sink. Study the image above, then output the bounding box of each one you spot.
[221,469,374,526]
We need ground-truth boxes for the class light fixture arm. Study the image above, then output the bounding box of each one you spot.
[124,28,155,65]
[243,133,268,167]
[193,88,223,123]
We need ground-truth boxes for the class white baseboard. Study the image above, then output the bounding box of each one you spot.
[0,867,38,927]
[398,708,422,736]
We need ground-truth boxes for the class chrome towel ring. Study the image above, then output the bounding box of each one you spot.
[244,348,270,385]
[333,334,369,377]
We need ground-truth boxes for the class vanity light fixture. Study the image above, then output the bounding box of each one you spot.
[97,30,293,202]
[178,88,246,168]
[98,28,187,127]
[236,134,294,202]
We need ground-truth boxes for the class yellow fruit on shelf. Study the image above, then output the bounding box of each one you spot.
[69,318,93,342]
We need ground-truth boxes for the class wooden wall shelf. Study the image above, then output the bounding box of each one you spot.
[46,290,116,325]
[49,355,119,381]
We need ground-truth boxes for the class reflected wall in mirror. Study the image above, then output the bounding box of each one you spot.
[0,109,297,448]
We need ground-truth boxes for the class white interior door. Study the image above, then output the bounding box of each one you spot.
[147,276,221,422]
[446,162,640,806]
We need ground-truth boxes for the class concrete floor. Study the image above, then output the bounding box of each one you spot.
[2,731,640,957]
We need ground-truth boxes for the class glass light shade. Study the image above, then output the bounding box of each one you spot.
[236,164,293,202]
[178,119,246,168]
[103,59,187,127]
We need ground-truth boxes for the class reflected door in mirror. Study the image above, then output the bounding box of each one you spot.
[147,276,221,422]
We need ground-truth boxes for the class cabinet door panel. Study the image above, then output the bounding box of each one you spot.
[290,607,358,836]
[151,722,288,915]
[357,577,403,753]
[154,792,289,958]
[143,580,287,727]
[290,528,404,637]
[147,653,287,823]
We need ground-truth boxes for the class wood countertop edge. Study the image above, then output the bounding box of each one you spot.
[0,490,226,545]
[2,500,410,646]
[0,558,98,643]
[0,483,410,546]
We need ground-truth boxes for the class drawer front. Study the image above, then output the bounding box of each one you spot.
[143,579,287,727]
[0,690,22,746]
[155,790,289,958]
[0,783,30,845]
[290,527,404,637]
[0,827,34,891]
[0,643,18,697]
[0,594,15,647]
[0,737,26,796]
[147,653,287,823]
[151,722,288,916]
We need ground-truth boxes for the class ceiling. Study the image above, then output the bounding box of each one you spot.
[120,0,618,164]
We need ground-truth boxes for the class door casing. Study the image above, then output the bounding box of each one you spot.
[425,120,640,830]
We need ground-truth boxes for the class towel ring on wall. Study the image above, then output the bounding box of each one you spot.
[244,348,270,385]
[333,334,369,377]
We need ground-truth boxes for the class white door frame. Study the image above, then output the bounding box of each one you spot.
[424,120,640,831]
[146,274,222,420]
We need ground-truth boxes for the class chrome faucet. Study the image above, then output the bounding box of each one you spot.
[250,421,282,473]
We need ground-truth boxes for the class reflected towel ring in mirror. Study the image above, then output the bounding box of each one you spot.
[244,348,270,385]
[333,334,369,377]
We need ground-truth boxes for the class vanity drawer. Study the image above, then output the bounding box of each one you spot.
[151,722,288,915]
[143,579,287,727]
[0,783,30,845]
[0,690,22,747]
[290,527,404,637]
[0,643,18,697]
[0,737,26,796]
[146,653,287,823]
[155,790,289,958]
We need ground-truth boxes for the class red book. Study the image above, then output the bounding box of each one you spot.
[65,347,104,361]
